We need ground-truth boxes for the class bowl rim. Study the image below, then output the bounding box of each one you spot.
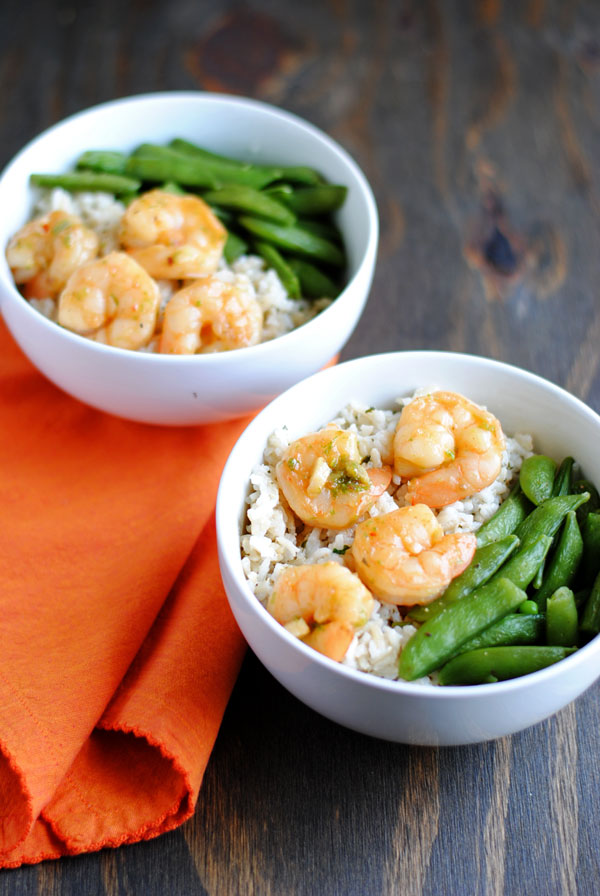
[0,90,378,363]
[217,348,600,700]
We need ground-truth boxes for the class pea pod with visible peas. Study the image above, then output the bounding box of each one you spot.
[397,577,527,681]
[438,646,576,686]
[519,454,557,505]
[406,534,520,624]
[533,510,583,611]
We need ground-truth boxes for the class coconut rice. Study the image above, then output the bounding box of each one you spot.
[240,392,534,684]
[25,187,331,345]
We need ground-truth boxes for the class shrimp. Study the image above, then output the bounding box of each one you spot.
[158,272,263,354]
[276,427,393,530]
[267,562,374,661]
[119,189,227,279]
[6,210,99,298]
[57,251,160,350]
[393,390,505,508]
[351,504,476,606]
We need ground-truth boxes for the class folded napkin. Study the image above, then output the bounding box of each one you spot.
[0,317,250,867]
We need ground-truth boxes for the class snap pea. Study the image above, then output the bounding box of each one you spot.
[223,231,249,264]
[298,218,344,244]
[279,184,348,216]
[438,646,576,686]
[514,492,589,544]
[169,139,324,184]
[76,149,128,174]
[552,456,575,497]
[238,216,346,266]
[397,577,527,681]
[533,511,583,610]
[30,171,141,194]
[455,612,545,653]
[489,533,553,590]
[519,454,557,505]
[572,479,600,525]
[202,185,296,226]
[406,534,520,623]
[546,586,578,646]
[578,512,600,588]
[126,144,283,190]
[475,486,532,547]
[580,570,600,636]
[253,242,301,299]
[287,257,342,299]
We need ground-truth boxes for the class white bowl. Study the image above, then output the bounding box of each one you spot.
[0,92,378,425]
[216,351,600,745]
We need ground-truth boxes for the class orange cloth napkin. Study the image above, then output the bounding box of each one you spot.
[0,316,250,867]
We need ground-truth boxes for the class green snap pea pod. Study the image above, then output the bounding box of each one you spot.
[298,218,344,244]
[253,242,301,299]
[438,646,576,686]
[202,185,296,226]
[532,558,546,590]
[76,149,129,174]
[533,511,583,611]
[238,216,346,266]
[514,493,589,545]
[279,184,348,216]
[572,479,600,525]
[574,588,590,609]
[489,533,553,591]
[287,257,341,299]
[546,586,578,646]
[552,456,575,497]
[519,455,558,505]
[397,577,527,681]
[578,512,600,588]
[168,138,246,165]
[456,613,545,653]
[580,570,600,636]
[126,145,283,190]
[475,486,532,547]
[263,183,294,201]
[406,535,520,623]
[223,231,249,264]
[168,139,324,185]
[30,171,141,194]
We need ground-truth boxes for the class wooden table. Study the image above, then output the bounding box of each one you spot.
[1,1,599,892]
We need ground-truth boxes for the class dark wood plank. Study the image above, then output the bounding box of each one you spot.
[0,0,599,893]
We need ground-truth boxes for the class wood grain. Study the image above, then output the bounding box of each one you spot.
[1,0,599,893]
